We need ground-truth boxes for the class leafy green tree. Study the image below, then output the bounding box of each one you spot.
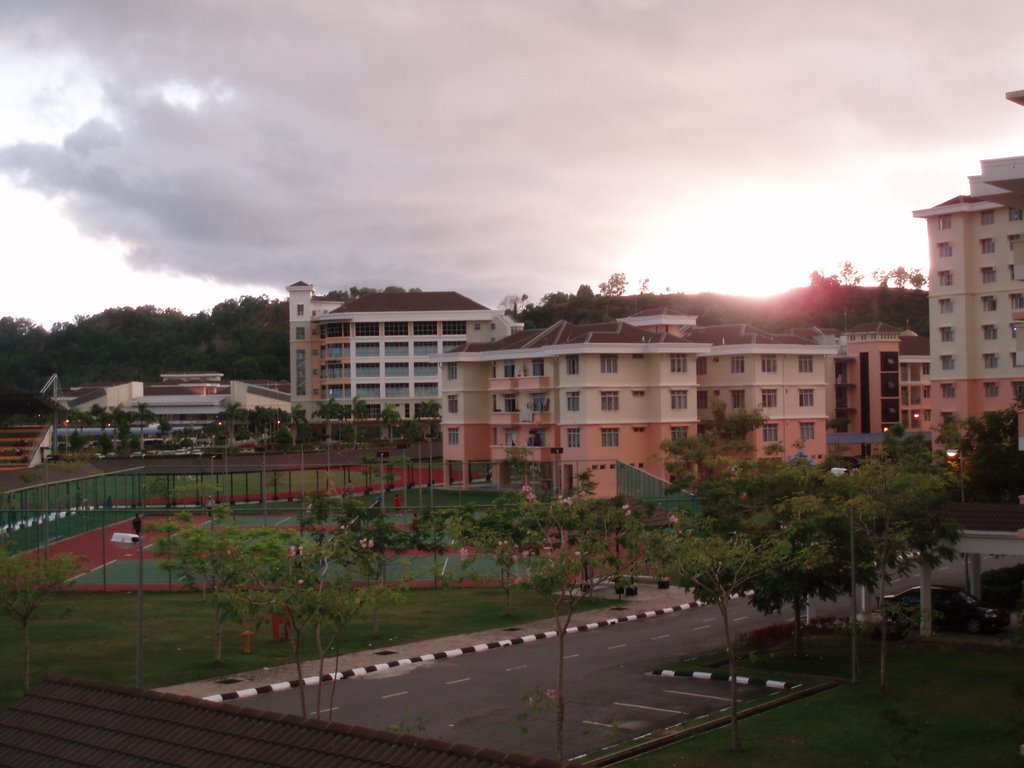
[598,272,628,297]
[504,486,646,760]
[654,521,795,753]
[0,548,82,692]
[941,408,1024,502]
[379,404,401,441]
[218,401,248,446]
[155,509,293,664]
[843,430,956,695]
[135,401,156,451]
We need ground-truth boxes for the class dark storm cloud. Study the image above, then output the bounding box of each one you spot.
[2,0,1024,304]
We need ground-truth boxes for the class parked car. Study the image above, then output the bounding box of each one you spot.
[882,585,1010,634]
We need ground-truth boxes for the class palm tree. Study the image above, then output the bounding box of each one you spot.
[379,404,401,441]
[218,401,248,447]
[418,399,441,439]
[351,397,369,444]
[135,402,156,452]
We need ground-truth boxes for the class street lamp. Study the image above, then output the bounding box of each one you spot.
[112,528,144,688]
[946,448,965,502]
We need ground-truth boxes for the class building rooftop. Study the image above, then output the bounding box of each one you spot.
[327,291,490,315]
[0,676,564,768]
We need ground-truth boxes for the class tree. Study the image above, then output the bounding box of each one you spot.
[379,404,401,441]
[942,408,1024,502]
[218,401,248,446]
[155,510,291,664]
[843,429,956,695]
[498,293,529,316]
[0,549,82,692]
[653,521,794,752]
[501,484,646,760]
[134,401,156,452]
[598,272,628,297]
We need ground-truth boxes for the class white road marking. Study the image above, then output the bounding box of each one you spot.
[614,701,683,715]
[564,653,579,660]
[382,691,407,699]
[445,677,471,685]
[733,616,750,622]
[607,643,627,650]
[581,720,618,729]
[651,634,671,640]
[505,665,527,672]
[665,689,731,702]
[694,625,711,631]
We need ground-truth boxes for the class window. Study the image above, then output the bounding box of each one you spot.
[761,354,777,373]
[442,340,462,353]
[981,240,996,256]
[297,304,305,317]
[696,358,707,375]
[321,321,345,338]
[355,362,379,377]
[503,393,517,412]
[447,395,458,414]
[762,424,779,442]
[670,354,687,373]
[940,326,954,342]
[938,270,953,286]
[798,355,813,373]
[799,422,815,441]
[937,214,951,229]
[937,242,953,258]
[798,388,814,407]
[1011,208,1024,222]
[731,390,745,409]
[983,324,998,341]
[295,326,305,340]
[567,427,581,448]
[940,355,955,371]
[922,363,930,375]
[670,390,688,409]
[530,393,548,412]
[413,363,436,379]
[447,427,459,446]
[761,388,778,408]
[442,321,467,335]
[566,355,579,375]
[566,391,580,411]
[355,342,379,357]
[983,353,999,369]
[384,362,408,377]
[413,341,437,356]
[384,341,408,356]
[939,298,954,314]
[385,382,408,397]
[295,349,306,396]
[1014,382,1024,399]
[414,382,438,397]
[600,354,618,373]
[982,209,995,225]
[923,385,930,398]
[600,428,619,448]
[670,426,688,441]
[383,321,407,336]
[730,356,745,374]
[600,391,619,411]
[941,383,956,398]
[982,295,997,311]
[984,382,1000,397]
[503,360,516,378]
[696,391,709,408]
[447,362,458,380]
[981,266,997,283]
[531,359,545,376]
[1013,294,1024,310]
[355,322,378,337]
[413,321,437,336]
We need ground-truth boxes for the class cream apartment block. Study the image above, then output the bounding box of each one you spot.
[913,91,1024,428]
[439,312,836,495]
[287,281,521,422]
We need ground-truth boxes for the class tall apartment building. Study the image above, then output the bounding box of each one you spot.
[287,282,521,422]
[913,92,1024,425]
[439,312,836,495]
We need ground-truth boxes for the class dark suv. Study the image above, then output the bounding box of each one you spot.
[882,585,1010,634]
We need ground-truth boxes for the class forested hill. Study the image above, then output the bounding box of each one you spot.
[517,283,930,335]
[0,296,289,391]
[0,284,928,392]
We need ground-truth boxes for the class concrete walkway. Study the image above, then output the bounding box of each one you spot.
[159,583,698,701]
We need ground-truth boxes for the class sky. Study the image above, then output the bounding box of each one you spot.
[4,1,1024,330]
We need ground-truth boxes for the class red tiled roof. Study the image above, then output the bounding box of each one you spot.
[899,335,931,356]
[328,292,489,314]
[848,322,903,333]
[684,324,822,347]
[944,502,1024,533]
[0,677,565,768]
[458,319,694,353]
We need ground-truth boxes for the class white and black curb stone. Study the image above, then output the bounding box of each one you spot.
[652,668,797,690]
[204,600,707,703]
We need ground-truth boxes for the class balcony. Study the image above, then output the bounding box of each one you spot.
[488,375,551,391]
[491,410,521,425]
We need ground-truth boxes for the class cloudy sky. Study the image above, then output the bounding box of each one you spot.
[3,1,1024,329]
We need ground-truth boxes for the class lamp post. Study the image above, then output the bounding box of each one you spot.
[376,450,389,508]
[112,527,144,688]
[945,448,965,502]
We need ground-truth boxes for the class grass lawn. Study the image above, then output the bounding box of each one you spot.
[0,586,602,712]
[622,633,1024,768]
